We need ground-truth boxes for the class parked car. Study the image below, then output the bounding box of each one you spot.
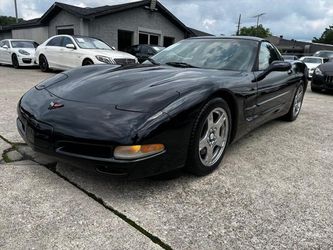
[17,37,307,179]
[299,56,324,78]
[313,50,333,60]
[125,44,165,63]
[35,35,138,71]
[282,55,298,62]
[0,39,38,68]
[311,61,333,92]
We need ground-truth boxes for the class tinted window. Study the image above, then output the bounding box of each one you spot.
[46,37,63,47]
[258,42,280,70]
[62,37,74,47]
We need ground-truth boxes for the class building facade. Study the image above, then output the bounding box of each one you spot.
[0,0,211,50]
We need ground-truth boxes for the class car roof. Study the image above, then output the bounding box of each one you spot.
[7,39,35,42]
[189,36,265,42]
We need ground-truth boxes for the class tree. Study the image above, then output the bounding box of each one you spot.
[239,24,272,38]
[313,26,333,45]
[0,16,24,26]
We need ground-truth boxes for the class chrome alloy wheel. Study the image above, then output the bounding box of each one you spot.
[199,107,229,167]
[293,85,304,117]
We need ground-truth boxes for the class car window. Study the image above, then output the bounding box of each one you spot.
[258,42,280,70]
[3,40,10,48]
[141,45,149,54]
[46,37,63,47]
[62,37,74,47]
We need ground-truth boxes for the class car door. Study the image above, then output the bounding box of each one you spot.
[60,36,78,69]
[44,36,63,69]
[254,42,294,121]
[1,40,12,64]
[0,40,5,63]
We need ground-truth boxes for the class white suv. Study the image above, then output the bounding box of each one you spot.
[35,35,138,71]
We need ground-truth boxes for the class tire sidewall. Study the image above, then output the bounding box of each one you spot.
[186,98,232,176]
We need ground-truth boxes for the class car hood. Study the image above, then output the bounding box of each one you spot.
[12,48,36,55]
[81,49,136,59]
[45,64,243,113]
[319,62,333,73]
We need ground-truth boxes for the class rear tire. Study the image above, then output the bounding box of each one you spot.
[39,55,49,72]
[186,98,231,176]
[283,84,305,121]
[82,59,94,66]
[12,54,20,69]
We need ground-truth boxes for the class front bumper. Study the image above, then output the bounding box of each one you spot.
[16,88,190,179]
[312,73,333,90]
[17,55,37,66]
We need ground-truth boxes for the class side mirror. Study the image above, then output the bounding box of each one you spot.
[323,57,329,63]
[253,61,291,82]
[65,44,75,49]
[2,45,8,49]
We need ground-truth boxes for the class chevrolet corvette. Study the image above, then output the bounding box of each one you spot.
[17,36,307,179]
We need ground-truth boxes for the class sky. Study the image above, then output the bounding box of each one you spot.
[0,0,332,41]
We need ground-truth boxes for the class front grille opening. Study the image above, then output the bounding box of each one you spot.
[58,142,112,159]
[114,58,136,65]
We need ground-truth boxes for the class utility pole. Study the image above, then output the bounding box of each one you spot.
[252,12,265,36]
[14,0,18,23]
[236,14,241,35]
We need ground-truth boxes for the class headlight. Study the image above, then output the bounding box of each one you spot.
[114,144,165,160]
[314,67,323,76]
[18,49,30,55]
[96,55,114,64]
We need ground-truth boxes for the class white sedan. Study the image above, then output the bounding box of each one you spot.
[0,39,38,68]
[299,56,324,78]
[35,35,138,71]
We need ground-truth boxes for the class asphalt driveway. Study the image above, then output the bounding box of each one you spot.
[0,65,332,249]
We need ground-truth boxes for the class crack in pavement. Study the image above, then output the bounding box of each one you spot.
[0,134,173,249]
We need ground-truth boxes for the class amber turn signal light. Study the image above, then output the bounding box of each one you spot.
[114,144,165,160]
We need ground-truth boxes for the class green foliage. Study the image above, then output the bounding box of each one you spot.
[239,24,272,38]
[313,26,333,44]
[0,16,24,26]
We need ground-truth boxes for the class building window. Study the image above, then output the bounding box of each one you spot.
[118,30,134,51]
[139,32,159,45]
[163,36,175,47]
[57,26,74,35]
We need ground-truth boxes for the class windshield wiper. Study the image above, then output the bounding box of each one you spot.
[165,62,198,68]
[146,57,160,65]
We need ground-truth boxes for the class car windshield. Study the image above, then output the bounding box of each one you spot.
[74,37,112,50]
[302,57,322,64]
[283,55,296,60]
[11,41,37,48]
[153,46,164,52]
[313,51,333,58]
[149,39,258,71]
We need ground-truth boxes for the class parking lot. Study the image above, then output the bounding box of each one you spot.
[0,65,333,248]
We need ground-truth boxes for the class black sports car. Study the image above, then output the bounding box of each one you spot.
[311,62,333,92]
[17,37,307,179]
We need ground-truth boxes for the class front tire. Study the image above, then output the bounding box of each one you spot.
[186,98,231,176]
[82,59,94,66]
[311,86,320,92]
[12,54,20,69]
[39,55,49,72]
